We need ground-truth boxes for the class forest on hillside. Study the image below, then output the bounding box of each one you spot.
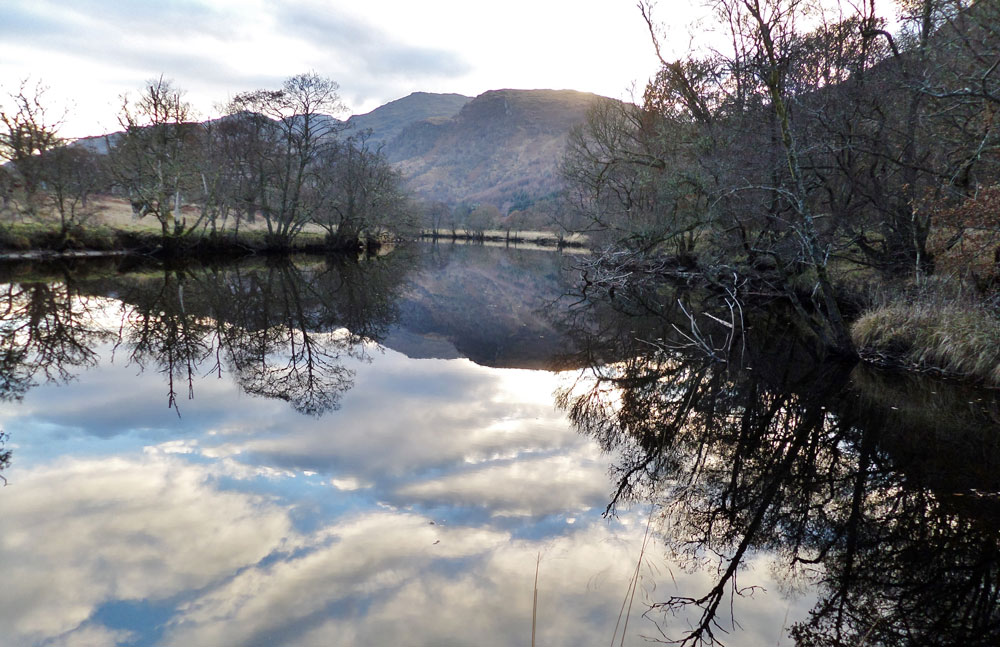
[561,0,1000,368]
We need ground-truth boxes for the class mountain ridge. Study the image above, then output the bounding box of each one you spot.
[344,91,472,146]
[70,88,604,213]
[385,89,600,212]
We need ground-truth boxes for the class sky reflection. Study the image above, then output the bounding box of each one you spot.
[0,273,810,646]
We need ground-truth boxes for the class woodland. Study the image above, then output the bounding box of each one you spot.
[0,72,412,254]
[561,0,1000,372]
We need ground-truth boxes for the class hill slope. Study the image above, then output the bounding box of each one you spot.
[69,89,601,214]
[345,92,471,146]
[385,89,600,211]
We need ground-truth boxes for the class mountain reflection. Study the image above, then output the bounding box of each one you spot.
[558,296,1000,646]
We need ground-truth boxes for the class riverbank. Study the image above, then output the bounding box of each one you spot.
[0,221,586,261]
[578,247,1000,388]
[851,292,1000,388]
[418,229,588,248]
[0,221,388,260]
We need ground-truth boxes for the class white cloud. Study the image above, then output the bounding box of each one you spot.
[0,0,666,137]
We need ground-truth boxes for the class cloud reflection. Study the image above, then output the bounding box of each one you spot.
[0,292,813,645]
[396,453,608,518]
[0,424,810,647]
[0,454,293,646]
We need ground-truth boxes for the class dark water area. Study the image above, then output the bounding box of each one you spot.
[0,243,998,646]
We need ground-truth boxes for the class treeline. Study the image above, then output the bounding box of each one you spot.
[562,0,1000,354]
[419,193,565,239]
[0,73,414,252]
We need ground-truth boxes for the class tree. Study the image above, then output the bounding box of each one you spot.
[707,0,854,352]
[39,146,104,237]
[0,79,64,217]
[564,0,1000,353]
[109,77,203,243]
[226,72,346,248]
[312,130,409,248]
[423,200,452,237]
[562,94,709,255]
[466,204,501,238]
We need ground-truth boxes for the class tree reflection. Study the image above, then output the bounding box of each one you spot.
[115,254,407,416]
[0,430,10,485]
[0,272,114,402]
[558,299,1000,646]
[117,267,217,412]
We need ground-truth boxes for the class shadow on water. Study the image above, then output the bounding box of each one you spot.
[555,285,1000,646]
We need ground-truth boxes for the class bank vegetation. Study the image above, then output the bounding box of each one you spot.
[0,73,416,256]
[561,0,1000,383]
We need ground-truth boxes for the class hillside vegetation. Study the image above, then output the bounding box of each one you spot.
[561,0,1000,375]
[345,92,470,147]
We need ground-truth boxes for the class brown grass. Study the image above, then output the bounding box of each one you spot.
[87,196,325,234]
[851,287,1000,386]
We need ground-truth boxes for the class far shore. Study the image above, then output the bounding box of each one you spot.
[417,229,587,248]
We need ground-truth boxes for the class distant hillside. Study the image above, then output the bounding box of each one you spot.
[345,92,471,146]
[73,133,118,154]
[67,89,601,215]
[70,92,468,151]
[384,89,600,212]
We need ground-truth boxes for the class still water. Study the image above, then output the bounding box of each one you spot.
[0,243,997,646]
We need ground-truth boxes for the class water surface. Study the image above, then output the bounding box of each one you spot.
[1,244,996,646]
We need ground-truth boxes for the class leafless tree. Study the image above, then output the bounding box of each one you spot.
[226,72,347,247]
[109,77,205,243]
[0,78,64,218]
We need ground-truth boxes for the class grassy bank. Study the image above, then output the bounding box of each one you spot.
[851,287,1000,387]
[0,196,393,258]
[0,221,349,258]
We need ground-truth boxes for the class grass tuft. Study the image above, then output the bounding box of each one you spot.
[852,288,1000,386]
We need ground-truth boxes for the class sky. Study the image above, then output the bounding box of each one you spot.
[0,0,696,138]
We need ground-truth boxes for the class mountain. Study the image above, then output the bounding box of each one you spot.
[345,92,471,146]
[68,88,601,214]
[385,89,599,211]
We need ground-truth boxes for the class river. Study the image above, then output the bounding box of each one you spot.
[0,243,997,646]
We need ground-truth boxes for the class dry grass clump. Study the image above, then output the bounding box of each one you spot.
[852,292,1000,386]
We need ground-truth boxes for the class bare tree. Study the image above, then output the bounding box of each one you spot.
[0,79,64,218]
[109,77,204,244]
[312,130,409,248]
[40,146,104,238]
[226,72,347,247]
